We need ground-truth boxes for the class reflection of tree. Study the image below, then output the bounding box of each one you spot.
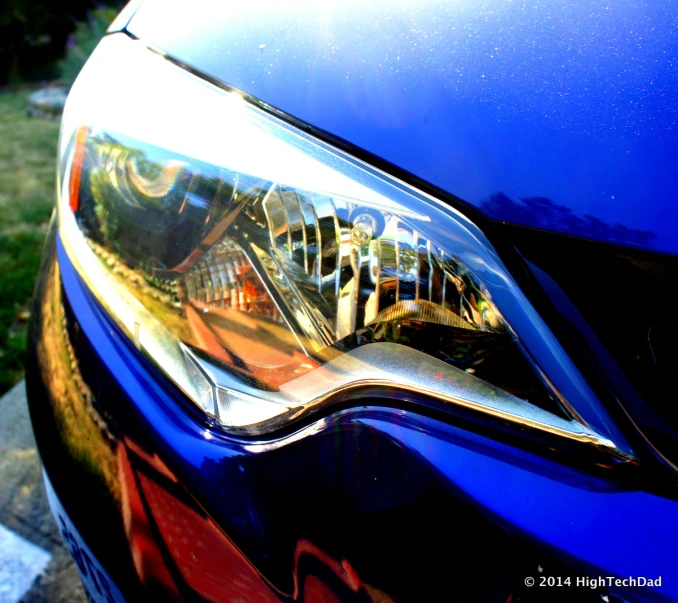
[399,248,418,274]
[36,253,119,503]
[480,192,656,247]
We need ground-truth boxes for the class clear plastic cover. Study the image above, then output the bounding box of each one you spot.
[57,34,629,453]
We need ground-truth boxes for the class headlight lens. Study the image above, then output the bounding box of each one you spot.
[57,34,630,454]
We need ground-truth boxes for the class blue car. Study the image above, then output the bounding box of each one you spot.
[27,1,678,601]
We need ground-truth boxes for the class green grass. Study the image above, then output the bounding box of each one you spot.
[0,91,60,394]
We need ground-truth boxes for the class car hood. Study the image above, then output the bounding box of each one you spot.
[127,0,678,256]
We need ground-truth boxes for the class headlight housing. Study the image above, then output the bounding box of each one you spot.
[57,33,630,456]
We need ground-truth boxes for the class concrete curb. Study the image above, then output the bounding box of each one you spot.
[0,378,86,602]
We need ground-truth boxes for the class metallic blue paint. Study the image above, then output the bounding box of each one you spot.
[25,2,678,600]
[375,415,678,599]
[127,0,678,256]
[25,224,677,601]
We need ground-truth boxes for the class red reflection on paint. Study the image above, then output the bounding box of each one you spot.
[302,575,342,603]
[292,540,363,600]
[118,444,182,599]
[123,441,278,602]
[120,439,395,602]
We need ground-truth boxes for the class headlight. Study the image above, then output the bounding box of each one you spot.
[57,33,631,456]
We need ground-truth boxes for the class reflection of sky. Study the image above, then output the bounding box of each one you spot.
[131,0,678,254]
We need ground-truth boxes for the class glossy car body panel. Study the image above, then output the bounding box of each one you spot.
[127,0,678,256]
[27,222,678,602]
[123,0,678,480]
[26,1,678,601]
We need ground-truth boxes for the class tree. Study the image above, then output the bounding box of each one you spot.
[0,0,119,85]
